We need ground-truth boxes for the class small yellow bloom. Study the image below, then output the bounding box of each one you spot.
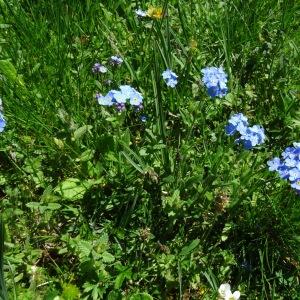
[147,5,164,19]
[189,39,198,50]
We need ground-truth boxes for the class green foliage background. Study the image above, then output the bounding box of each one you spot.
[0,0,299,299]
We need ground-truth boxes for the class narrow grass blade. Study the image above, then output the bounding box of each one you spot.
[0,218,8,300]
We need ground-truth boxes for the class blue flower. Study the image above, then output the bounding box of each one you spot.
[129,90,143,106]
[225,113,248,136]
[119,85,143,106]
[162,69,178,88]
[96,85,143,110]
[289,168,300,182]
[95,93,114,106]
[267,157,281,171]
[92,63,107,74]
[201,66,228,98]
[0,112,6,132]
[269,142,300,194]
[110,55,123,66]
[119,85,134,97]
[109,90,127,104]
[237,125,266,149]
[140,115,147,122]
[282,147,295,159]
[291,180,300,191]
[226,113,266,150]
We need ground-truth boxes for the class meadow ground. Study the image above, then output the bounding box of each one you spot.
[0,0,300,299]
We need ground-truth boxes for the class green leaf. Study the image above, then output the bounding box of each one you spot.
[76,149,95,162]
[46,203,62,210]
[179,239,200,257]
[101,251,115,263]
[77,240,93,258]
[26,202,42,210]
[72,125,93,141]
[107,291,122,300]
[130,293,153,300]
[114,273,125,289]
[54,178,87,201]
[26,202,61,211]
[0,24,11,29]
[0,59,26,94]
[0,60,17,82]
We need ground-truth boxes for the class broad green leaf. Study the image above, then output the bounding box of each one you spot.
[179,239,200,257]
[107,291,122,300]
[0,60,17,82]
[114,273,125,289]
[26,202,43,210]
[130,293,153,300]
[72,125,93,140]
[46,203,62,210]
[76,149,95,162]
[77,240,93,258]
[0,60,26,92]
[101,251,115,263]
[54,178,89,200]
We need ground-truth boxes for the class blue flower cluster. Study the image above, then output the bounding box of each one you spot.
[201,66,228,98]
[162,69,178,88]
[226,113,266,149]
[96,85,143,112]
[0,112,6,132]
[268,143,300,193]
[0,98,6,132]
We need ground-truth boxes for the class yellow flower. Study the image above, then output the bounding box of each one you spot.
[147,5,164,19]
[189,39,198,51]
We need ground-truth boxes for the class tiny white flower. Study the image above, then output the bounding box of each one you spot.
[218,283,240,300]
[99,65,107,73]
[225,290,240,300]
[218,283,231,298]
[135,8,147,17]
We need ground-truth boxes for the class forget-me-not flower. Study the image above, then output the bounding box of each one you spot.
[109,90,127,104]
[96,85,144,111]
[226,113,266,149]
[291,180,300,191]
[268,143,300,194]
[201,66,228,98]
[95,93,114,106]
[225,113,248,136]
[238,125,266,149]
[0,112,6,132]
[162,69,178,88]
[119,85,143,106]
[129,90,143,106]
[267,157,281,171]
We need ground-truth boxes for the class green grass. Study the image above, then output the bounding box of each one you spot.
[0,0,299,299]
